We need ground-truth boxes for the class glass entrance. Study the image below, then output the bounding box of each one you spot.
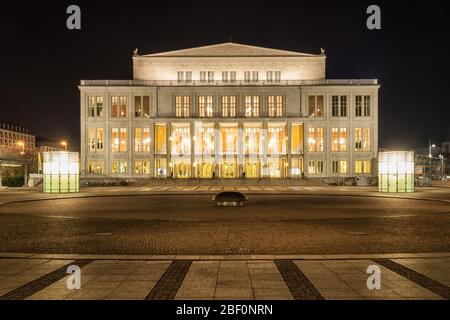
[244,159,261,178]
[220,158,238,178]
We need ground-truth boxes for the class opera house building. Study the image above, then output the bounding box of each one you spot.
[79,42,379,181]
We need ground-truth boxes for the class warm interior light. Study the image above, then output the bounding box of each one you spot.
[43,151,79,193]
[378,151,414,193]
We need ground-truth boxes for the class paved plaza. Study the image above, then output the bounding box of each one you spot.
[0,185,448,300]
[0,253,448,300]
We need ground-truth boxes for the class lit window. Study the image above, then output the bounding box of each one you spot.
[308,96,324,117]
[268,125,286,155]
[175,96,190,117]
[220,125,238,154]
[111,128,127,152]
[194,124,215,155]
[134,96,150,118]
[88,160,104,175]
[171,124,191,155]
[155,124,167,154]
[88,96,103,118]
[88,128,104,152]
[268,96,283,117]
[112,160,127,174]
[244,96,260,117]
[355,160,371,174]
[308,160,316,174]
[291,124,303,154]
[355,128,370,151]
[221,96,237,117]
[135,160,151,175]
[244,125,261,154]
[308,128,324,152]
[331,128,347,152]
[198,96,214,117]
[111,96,127,118]
[134,128,151,153]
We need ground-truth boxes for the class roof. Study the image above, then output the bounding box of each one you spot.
[140,42,322,58]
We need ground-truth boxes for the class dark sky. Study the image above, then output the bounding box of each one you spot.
[1,0,449,151]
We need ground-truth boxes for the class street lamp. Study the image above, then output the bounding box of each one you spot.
[61,141,68,151]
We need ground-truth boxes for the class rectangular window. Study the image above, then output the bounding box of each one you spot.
[171,124,191,155]
[111,128,127,152]
[308,95,324,117]
[221,96,236,117]
[230,71,236,82]
[112,160,127,174]
[332,160,339,173]
[200,71,206,82]
[363,96,371,116]
[244,125,261,154]
[268,125,286,154]
[134,96,150,118]
[198,96,214,117]
[244,71,250,82]
[175,96,190,117]
[340,160,348,174]
[220,125,238,154]
[266,71,273,82]
[317,161,324,173]
[135,160,151,175]
[111,96,127,118]
[194,124,215,155]
[244,96,260,117]
[331,96,347,117]
[331,128,347,152]
[177,71,184,82]
[134,128,151,152]
[355,96,362,117]
[268,95,283,117]
[355,160,371,174]
[222,71,228,82]
[208,71,214,82]
[88,96,103,118]
[155,124,167,154]
[355,128,370,151]
[252,71,258,82]
[275,71,281,82]
[308,160,316,174]
[88,160,104,175]
[308,128,324,152]
[291,124,304,154]
[88,128,104,152]
[185,71,192,82]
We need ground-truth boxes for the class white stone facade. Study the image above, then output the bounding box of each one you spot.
[79,43,379,180]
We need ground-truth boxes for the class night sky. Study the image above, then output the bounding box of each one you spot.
[1,0,449,151]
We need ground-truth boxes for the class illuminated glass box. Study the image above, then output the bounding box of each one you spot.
[43,151,79,193]
[378,151,414,192]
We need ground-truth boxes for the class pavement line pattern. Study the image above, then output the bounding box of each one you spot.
[274,260,324,300]
[373,259,450,300]
[0,259,92,300]
[145,260,192,300]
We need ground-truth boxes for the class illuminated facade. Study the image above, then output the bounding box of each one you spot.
[79,42,379,180]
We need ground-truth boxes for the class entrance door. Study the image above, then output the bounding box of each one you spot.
[220,159,238,178]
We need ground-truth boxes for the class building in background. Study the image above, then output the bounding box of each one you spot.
[79,42,379,182]
[0,123,36,187]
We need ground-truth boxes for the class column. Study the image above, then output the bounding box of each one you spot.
[214,122,220,178]
[238,121,244,178]
[287,122,292,178]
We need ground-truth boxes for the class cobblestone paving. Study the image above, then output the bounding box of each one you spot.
[0,255,448,300]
